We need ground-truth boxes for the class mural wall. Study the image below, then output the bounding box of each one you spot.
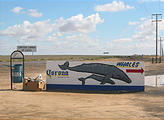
[46,61,144,91]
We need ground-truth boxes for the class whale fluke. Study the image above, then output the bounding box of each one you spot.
[58,61,69,70]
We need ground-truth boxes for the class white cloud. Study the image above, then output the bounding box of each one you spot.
[139,0,164,2]
[2,13,103,43]
[67,34,100,48]
[132,20,155,41]
[48,33,100,48]
[102,41,133,55]
[128,17,148,26]
[0,20,54,43]
[45,33,102,55]
[0,22,4,25]
[0,13,103,44]
[11,6,23,14]
[130,19,164,54]
[0,39,15,55]
[128,21,139,26]
[108,18,164,55]
[140,17,146,21]
[28,9,42,17]
[159,19,164,31]
[11,7,43,18]
[114,38,132,42]
[47,32,63,45]
[134,42,154,54]
[52,32,63,37]
[44,17,164,55]
[95,1,134,12]
[57,13,104,33]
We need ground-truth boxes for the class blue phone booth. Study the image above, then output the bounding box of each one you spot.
[10,50,24,90]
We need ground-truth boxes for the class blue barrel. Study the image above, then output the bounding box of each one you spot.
[12,64,23,83]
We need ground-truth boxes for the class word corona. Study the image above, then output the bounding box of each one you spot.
[47,69,69,78]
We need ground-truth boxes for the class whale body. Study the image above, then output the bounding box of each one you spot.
[58,61,132,85]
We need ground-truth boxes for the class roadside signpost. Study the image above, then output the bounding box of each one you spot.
[17,46,37,52]
[17,45,37,63]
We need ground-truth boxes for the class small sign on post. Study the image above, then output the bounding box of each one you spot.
[17,46,37,52]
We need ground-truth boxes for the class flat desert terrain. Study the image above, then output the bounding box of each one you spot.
[0,57,164,120]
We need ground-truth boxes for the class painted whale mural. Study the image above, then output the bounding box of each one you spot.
[58,61,132,85]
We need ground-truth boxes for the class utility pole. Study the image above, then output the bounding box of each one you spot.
[159,37,164,63]
[152,14,162,63]
[159,37,164,57]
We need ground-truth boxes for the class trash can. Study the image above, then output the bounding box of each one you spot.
[12,64,23,83]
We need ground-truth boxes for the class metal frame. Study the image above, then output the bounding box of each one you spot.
[10,50,24,90]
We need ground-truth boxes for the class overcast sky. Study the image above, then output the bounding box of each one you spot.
[0,0,164,55]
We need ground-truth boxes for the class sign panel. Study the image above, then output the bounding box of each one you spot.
[17,45,37,52]
[46,61,144,91]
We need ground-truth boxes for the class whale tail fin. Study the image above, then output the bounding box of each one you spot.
[58,61,69,70]
[78,78,86,85]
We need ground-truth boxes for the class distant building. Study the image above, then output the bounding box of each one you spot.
[103,51,109,54]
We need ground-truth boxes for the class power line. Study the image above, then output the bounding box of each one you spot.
[152,13,162,63]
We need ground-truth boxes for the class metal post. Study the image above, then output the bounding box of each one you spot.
[152,57,154,63]
[156,15,158,63]
[23,55,24,82]
[156,75,158,87]
[152,14,162,63]
[160,37,161,57]
[160,37,161,63]
[10,58,12,90]
[159,37,164,63]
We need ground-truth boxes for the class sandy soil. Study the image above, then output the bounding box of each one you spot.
[0,61,164,120]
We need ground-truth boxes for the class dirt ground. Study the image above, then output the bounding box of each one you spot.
[0,60,164,120]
